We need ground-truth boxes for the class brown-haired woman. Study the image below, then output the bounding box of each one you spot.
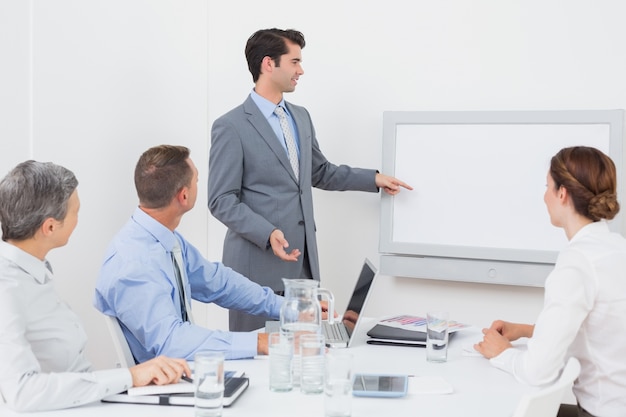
[475,146,626,417]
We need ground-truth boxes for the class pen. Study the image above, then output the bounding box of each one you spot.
[182,375,194,383]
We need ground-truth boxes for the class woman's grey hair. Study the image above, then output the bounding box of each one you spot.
[0,160,78,241]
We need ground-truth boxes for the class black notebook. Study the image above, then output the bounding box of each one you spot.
[102,373,249,407]
[367,324,429,347]
[367,324,455,347]
[367,318,461,347]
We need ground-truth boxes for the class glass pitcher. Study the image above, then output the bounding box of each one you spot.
[279,278,335,334]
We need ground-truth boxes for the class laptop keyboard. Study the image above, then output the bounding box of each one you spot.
[323,321,350,342]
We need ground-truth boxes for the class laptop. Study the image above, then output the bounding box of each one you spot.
[266,258,378,348]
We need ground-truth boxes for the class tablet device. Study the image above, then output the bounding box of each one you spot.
[352,374,408,398]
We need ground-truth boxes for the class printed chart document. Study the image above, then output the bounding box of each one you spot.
[367,315,470,346]
[102,370,248,407]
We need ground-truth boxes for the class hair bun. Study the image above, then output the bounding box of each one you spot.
[588,191,620,221]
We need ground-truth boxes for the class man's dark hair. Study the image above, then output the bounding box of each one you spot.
[245,28,305,82]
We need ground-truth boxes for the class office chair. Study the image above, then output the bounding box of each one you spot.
[511,357,581,417]
[104,315,136,368]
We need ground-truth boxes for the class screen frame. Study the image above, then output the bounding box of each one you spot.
[379,110,625,287]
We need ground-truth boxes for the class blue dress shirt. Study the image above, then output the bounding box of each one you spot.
[94,207,282,361]
[250,89,301,158]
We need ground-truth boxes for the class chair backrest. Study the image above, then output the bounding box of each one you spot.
[104,314,136,368]
[511,357,581,417]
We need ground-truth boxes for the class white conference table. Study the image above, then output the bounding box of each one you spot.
[1,319,535,417]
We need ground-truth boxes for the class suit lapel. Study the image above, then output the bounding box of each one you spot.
[243,96,298,184]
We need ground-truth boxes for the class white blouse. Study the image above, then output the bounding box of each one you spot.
[490,221,626,417]
[0,241,131,411]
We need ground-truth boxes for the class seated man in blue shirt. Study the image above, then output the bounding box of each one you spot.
[94,145,283,362]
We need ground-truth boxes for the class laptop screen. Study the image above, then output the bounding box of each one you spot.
[341,258,377,347]
[345,258,377,316]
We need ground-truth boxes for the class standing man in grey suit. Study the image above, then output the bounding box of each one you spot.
[208,28,412,331]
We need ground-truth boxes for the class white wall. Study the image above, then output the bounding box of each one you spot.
[1,0,212,369]
[2,0,625,371]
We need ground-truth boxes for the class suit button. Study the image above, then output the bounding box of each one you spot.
[298,221,304,225]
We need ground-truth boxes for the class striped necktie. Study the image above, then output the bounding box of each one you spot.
[172,240,193,322]
[274,105,299,180]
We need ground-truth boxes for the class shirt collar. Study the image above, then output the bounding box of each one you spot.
[569,220,609,244]
[0,240,54,284]
[250,89,289,119]
[131,206,179,252]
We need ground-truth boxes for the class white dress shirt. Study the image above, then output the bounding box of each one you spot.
[490,221,626,417]
[0,241,132,412]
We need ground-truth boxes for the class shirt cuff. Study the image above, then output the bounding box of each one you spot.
[489,347,517,374]
[228,331,259,359]
[93,368,133,397]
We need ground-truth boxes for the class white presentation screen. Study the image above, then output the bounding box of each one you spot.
[379,110,624,286]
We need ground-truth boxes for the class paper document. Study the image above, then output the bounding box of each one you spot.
[366,315,471,347]
[378,315,470,333]
[127,370,245,396]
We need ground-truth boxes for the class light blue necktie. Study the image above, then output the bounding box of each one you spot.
[274,105,299,180]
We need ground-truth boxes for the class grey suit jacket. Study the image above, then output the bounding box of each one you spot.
[208,95,378,290]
